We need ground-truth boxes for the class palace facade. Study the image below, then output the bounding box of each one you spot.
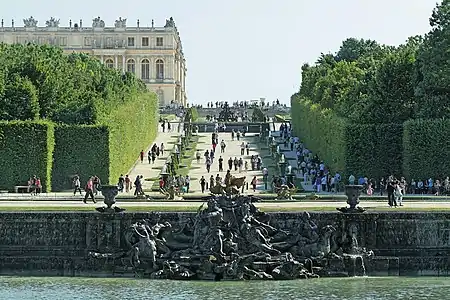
[0,16,187,106]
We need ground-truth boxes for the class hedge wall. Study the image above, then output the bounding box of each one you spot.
[290,96,347,173]
[344,123,403,178]
[291,95,403,178]
[102,92,158,184]
[51,125,109,191]
[0,121,54,191]
[403,119,450,180]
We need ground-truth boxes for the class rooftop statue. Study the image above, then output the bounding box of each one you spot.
[164,17,176,28]
[45,17,60,28]
[114,17,127,28]
[23,16,38,27]
[92,16,105,28]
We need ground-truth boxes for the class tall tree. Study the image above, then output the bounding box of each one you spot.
[414,0,450,118]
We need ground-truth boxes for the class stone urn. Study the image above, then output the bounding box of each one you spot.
[337,185,365,213]
[95,185,125,213]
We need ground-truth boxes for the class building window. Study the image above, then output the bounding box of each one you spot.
[156,59,164,79]
[38,37,47,45]
[84,37,91,46]
[59,37,67,46]
[156,37,163,47]
[105,58,114,69]
[127,37,135,47]
[141,59,150,80]
[127,59,135,74]
[142,37,149,47]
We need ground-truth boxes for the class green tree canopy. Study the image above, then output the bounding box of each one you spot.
[0,43,147,124]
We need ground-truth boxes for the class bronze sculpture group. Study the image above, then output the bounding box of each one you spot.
[90,179,373,280]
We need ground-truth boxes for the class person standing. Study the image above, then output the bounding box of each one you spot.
[83,177,96,203]
[209,175,215,191]
[218,156,224,172]
[125,175,131,192]
[394,181,403,206]
[200,176,206,193]
[118,174,125,192]
[251,176,257,192]
[160,143,165,156]
[73,175,82,195]
[185,175,191,193]
[140,150,144,163]
[262,167,268,190]
[387,180,396,207]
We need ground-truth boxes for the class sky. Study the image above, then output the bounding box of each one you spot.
[0,0,440,105]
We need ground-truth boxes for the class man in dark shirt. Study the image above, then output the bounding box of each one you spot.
[386,180,397,207]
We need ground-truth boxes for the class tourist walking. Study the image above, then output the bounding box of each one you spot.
[140,150,144,163]
[73,175,82,195]
[83,177,96,203]
[118,174,125,192]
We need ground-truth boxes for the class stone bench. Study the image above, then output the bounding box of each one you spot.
[14,186,29,193]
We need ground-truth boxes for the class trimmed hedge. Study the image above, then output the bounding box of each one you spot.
[52,125,109,191]
[102,93,158,184]
[403,119,450,180]
[51,93,158,189]
[290,96,347,174]
[291,96,403,178]
[0,121,54,191]
[345,123,403,178]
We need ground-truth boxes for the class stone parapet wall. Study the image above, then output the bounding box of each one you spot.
[0,212,449,276]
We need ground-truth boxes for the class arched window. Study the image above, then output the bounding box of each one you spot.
[156,59,164,79]
[141,59,150,80]
[127,59,135,74]
[105,58,114,68]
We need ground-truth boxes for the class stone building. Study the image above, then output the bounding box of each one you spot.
[0,16,187,106]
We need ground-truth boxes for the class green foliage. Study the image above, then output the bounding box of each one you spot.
[403,119,450,180]
[1,75,40,121]
[0,121,54,191]
[185,107,199,122]
[291,96,403,178]
[0,44,158,190]
[0,43,145,124]
[291,2,450,179]
[344,123,403,178]
[414,0,450,118]
[297,36,420,124]
[103,93,158,184]
[52,125,109,191]
[290,96,347,173]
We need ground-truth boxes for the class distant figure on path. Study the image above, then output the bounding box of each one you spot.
[140,150,144,163]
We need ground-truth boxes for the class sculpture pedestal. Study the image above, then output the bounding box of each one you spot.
[278,161,288,177]
[96,185,125,213]
[286,174,295,186]
[337,185,366,213]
